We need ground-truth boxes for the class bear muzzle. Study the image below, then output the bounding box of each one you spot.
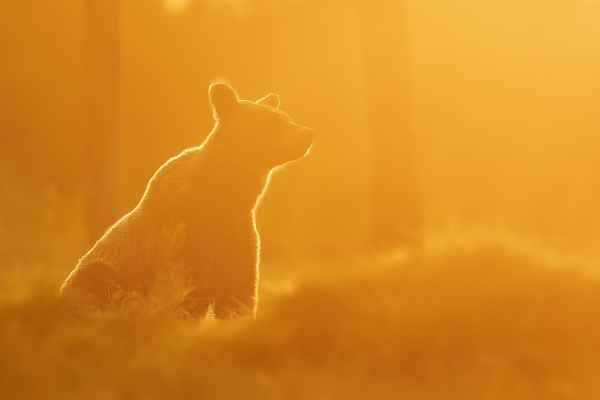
[298,127,315,155]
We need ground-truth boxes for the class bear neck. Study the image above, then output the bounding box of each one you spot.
[198,126,271,220]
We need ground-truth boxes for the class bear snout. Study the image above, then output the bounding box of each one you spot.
[300,127,315,148]
[296,127,315,158]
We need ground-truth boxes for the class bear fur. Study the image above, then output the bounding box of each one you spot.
[60,84,314,319]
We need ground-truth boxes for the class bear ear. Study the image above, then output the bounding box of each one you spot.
[257,93,280,109]
[209,84,239,119]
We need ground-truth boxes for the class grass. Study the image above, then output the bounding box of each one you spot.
[1,169,599,398]
[1,217,600,399]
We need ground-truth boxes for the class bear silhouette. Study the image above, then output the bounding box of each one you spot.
[60,84,314,319]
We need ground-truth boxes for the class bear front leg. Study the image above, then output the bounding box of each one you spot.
[210,217,260,319]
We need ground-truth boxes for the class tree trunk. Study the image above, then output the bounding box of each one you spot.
[359,0,421,249]
[84,0,122,241]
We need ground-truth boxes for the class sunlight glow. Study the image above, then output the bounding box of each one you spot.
[163,0,191,14]
[2,0,600,396]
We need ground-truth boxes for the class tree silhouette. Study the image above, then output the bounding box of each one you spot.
[359,0,421,248]
[84,0,122,240]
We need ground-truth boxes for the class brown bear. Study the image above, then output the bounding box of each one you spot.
[60,84,314,319]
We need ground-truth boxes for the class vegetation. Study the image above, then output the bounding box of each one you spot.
[1,184,598,399]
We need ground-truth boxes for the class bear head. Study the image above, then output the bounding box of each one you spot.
[208,83,314,170]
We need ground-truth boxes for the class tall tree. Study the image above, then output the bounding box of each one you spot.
[84,0,122,241]
[359,0,421,249]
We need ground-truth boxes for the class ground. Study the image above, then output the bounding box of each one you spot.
[1,183,599,399]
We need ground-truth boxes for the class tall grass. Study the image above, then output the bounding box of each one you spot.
[1,217,599,399]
